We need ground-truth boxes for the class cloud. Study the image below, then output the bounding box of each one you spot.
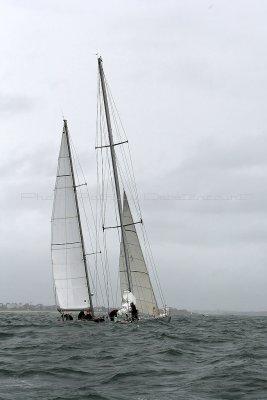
[0,94,35,115]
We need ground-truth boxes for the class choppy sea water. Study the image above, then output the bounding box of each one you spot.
[0,312,266,400]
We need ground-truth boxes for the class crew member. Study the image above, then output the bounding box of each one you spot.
[78,310,85,320]
[62,313,73,321]
[130,302,138,321]
[84,309,93,320]
[109,309,118,321]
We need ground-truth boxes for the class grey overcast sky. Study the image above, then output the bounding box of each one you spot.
[0,0,267,311]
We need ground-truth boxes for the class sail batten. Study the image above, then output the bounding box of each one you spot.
[51,126,91,311]
[119,192,158,316]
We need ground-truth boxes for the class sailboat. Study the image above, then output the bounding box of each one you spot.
[51,120,95,318]
[51,57,170,322]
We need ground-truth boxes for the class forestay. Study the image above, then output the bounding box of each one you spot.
[119,192,158,316]
[51,128,90,310]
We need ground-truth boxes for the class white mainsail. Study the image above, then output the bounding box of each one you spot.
[119,192,158,316]
[51,125,91,311]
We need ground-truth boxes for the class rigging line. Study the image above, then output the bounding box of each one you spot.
[94,79,102,307]
[111,134,135,199]
[70,136,101,252]
[124,143,142,215]
[108,153,121,244]
[99,99,111,229]
[100,123,105,220]
[107,87,142,221]
[97,86,117,309]
[103,162,113,236]
[70,139,106,307]
[102,151,110,227]
[86,243,105,307]
[102,233,111,310]
[142,222,165,301]
[96,151,110,309]
[51,141,60,309]
[95,74,101,248]
[70,160,92,249]
[70,138,106,300]
[108,110,138,214]
[101,63,166,312]
[104,228,116,306]
[105,82,135,182]
[107,86,143,218]
[100,151,109,236]
[98,160,113,306]
[108,107,162,310]
[99,113,105,228]
[85,245,104,308]
[106,152,118,223]
[99,72,147,310]
[141,225,165,308]
[108,95,133,185]
[96,89,114,308]
[107,90,136,189]
[117,147,139,208]
[71,167,101,303]
[140,223,163,304]
[95,171,101,304]
[95,71,101,149]
[95,76,101,301]
[116,162,140,219]
[70,139,96,248]
[101,135,122,306]
[119,142,142,219]
[106,78,155,298]
[99,148,111,307]
[105,73,165,312]
[110,91,141,216]
[64,137,69,308]
[115,261,120,306]
[100,208,113,308]
[81,204,106,307]
[101,175,120,304]
[127,147,143,218]
[101,105,121,243]
[100,157,117,310]
[99,154,113,309]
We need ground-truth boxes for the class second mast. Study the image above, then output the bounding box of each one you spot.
[97,57,132,293]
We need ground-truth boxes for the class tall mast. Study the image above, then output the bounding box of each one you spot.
[63,119,94,315]
[98,57,132,293]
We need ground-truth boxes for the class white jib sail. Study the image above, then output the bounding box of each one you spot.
[119,192,158,316]
[51,128,90,310]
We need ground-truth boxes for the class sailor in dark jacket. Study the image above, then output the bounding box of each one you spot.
[109,309,118,321]
[84,309,93,320]
[130,302,138,321]
[62,313,73,321]
[78,310,85,320]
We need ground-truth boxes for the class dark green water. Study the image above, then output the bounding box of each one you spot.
[0,313,266,399]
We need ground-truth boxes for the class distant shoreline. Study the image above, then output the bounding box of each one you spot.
[0,309,266,316]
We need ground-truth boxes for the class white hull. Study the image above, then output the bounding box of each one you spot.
[115,314,171,324]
